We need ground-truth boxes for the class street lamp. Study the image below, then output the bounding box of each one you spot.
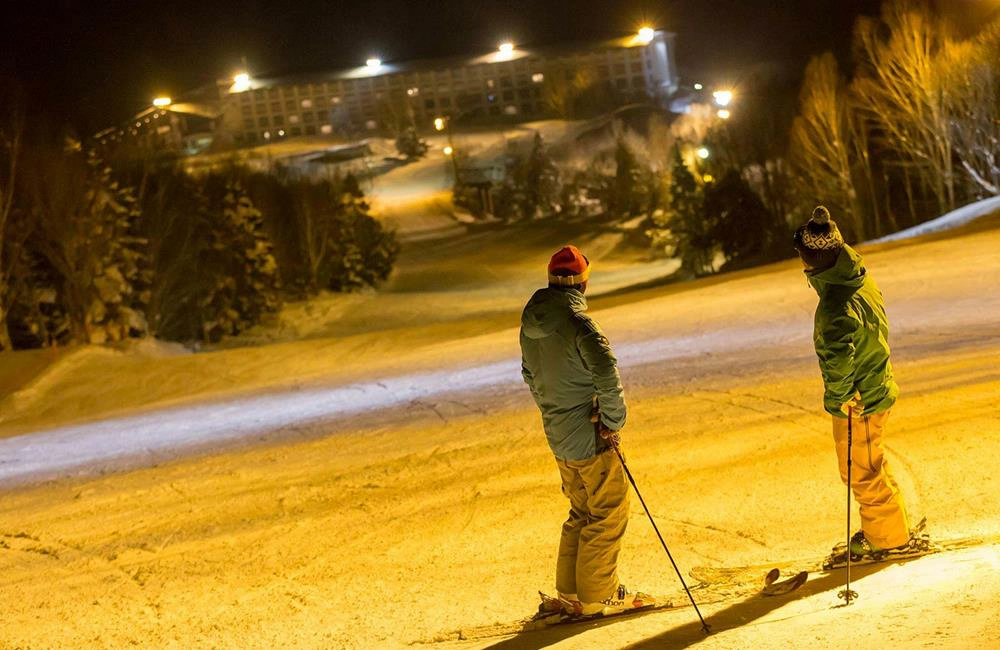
[434,116,460,181]
[696,147,710,159]
[713,90,733,107]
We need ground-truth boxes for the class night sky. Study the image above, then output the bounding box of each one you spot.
[9,0,978,133]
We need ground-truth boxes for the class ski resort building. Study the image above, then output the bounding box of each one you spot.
[95,28,678,154]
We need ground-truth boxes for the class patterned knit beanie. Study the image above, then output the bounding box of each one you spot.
[794,206,844,269]
[548,245,591,286]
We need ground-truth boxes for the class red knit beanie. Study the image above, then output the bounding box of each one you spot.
[548,245,591,286]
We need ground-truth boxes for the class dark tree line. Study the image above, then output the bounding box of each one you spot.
[0,116,398,350]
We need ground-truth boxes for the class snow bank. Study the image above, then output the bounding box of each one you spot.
[867,195,1000,244]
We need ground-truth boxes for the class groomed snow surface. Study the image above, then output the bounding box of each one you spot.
[0,197,998,649]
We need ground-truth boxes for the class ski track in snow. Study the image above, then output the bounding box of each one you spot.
[2,197,997,487]
[0,325,798,485]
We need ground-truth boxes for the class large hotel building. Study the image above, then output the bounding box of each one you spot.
[96,28,678,154]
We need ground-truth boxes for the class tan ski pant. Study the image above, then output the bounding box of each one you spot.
[555,447,629,603]
[832,410,911,549]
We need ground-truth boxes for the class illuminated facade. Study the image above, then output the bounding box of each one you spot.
[97,30,678,152]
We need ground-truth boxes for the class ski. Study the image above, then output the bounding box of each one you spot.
[690,529,989,588]
[761,570,808,597]
[453,591,676,642]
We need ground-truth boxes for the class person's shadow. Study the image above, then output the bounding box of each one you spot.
[481,563,891,650]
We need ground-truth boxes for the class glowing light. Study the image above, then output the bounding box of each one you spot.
[637,27,655,44]
[278,129,286,137]
[497,41,515,60]
[717,109,731,120]
[693,82,703,90]
[443,145,454,156]
[702,173,714,183]
[713,90,733,107]
[532,72,544,83]
[434,117,446,131]
[366,57,382,69]
[696,147,710,159]
[152,97,171,107]
[232,73,251,92]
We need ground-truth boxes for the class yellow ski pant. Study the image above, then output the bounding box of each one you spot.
[554,447,629,603]
[832,410,911,549]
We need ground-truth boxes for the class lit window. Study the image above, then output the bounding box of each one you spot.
[332,97,341,104]
[300,99,312,108]
[531,73,544,83]
[504,105,518,115]
[289,115,300,124]
[320,124,332,134]
[365,120,377,130]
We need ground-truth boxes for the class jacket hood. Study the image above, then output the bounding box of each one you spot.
[807,244,866,296]
[521,287,587,339]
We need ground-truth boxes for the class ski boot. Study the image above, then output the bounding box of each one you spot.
[580,584,657,617]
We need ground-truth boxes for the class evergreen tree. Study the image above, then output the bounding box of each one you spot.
[16,142,149,346]
[326,174,399,291]
[665,145,712,275]
[198,177,281,342]
[702,170,784,269]
[523,132,560,218]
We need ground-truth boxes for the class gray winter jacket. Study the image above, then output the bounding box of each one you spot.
[519,287,627,461]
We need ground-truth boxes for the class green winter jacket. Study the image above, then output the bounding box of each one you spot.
[807,245,899,418]
[520,287,627,461]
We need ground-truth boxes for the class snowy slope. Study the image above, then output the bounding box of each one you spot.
[0,204,998,649]
[868,195,1000,243]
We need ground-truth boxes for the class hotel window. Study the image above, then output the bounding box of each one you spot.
[270,101,280,112]
[306,125,316,135]
[301,98,313,108]
[614,63,626,75]
[631,62,643,73]
[303,112,314,123]
[289,115,300,124]
[320,124,332,134]
[258,116,269,126]
[531,73,544,83]
[273,115,285,125]
[291,126,302,136]
[285,99,296,111]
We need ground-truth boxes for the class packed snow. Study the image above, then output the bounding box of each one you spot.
[0,201,998,648]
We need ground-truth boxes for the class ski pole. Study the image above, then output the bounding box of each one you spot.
[838,406,858,605]
[610,440,711,634]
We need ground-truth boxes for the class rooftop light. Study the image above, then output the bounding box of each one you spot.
[498,42,514,55]
[693,82,703,90]
[232,72,251,93]
[637,27,655,44]
[717,109,731,120]
[434,117,446,131]
[366,57,382,69]
[152,97,172,108]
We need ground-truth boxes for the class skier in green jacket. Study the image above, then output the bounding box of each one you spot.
[795,207,911,556]
[520,245,655,617]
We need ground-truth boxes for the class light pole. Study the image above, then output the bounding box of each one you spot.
[435,115,460,182]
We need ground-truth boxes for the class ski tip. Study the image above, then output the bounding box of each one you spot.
[764,568,781,586]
